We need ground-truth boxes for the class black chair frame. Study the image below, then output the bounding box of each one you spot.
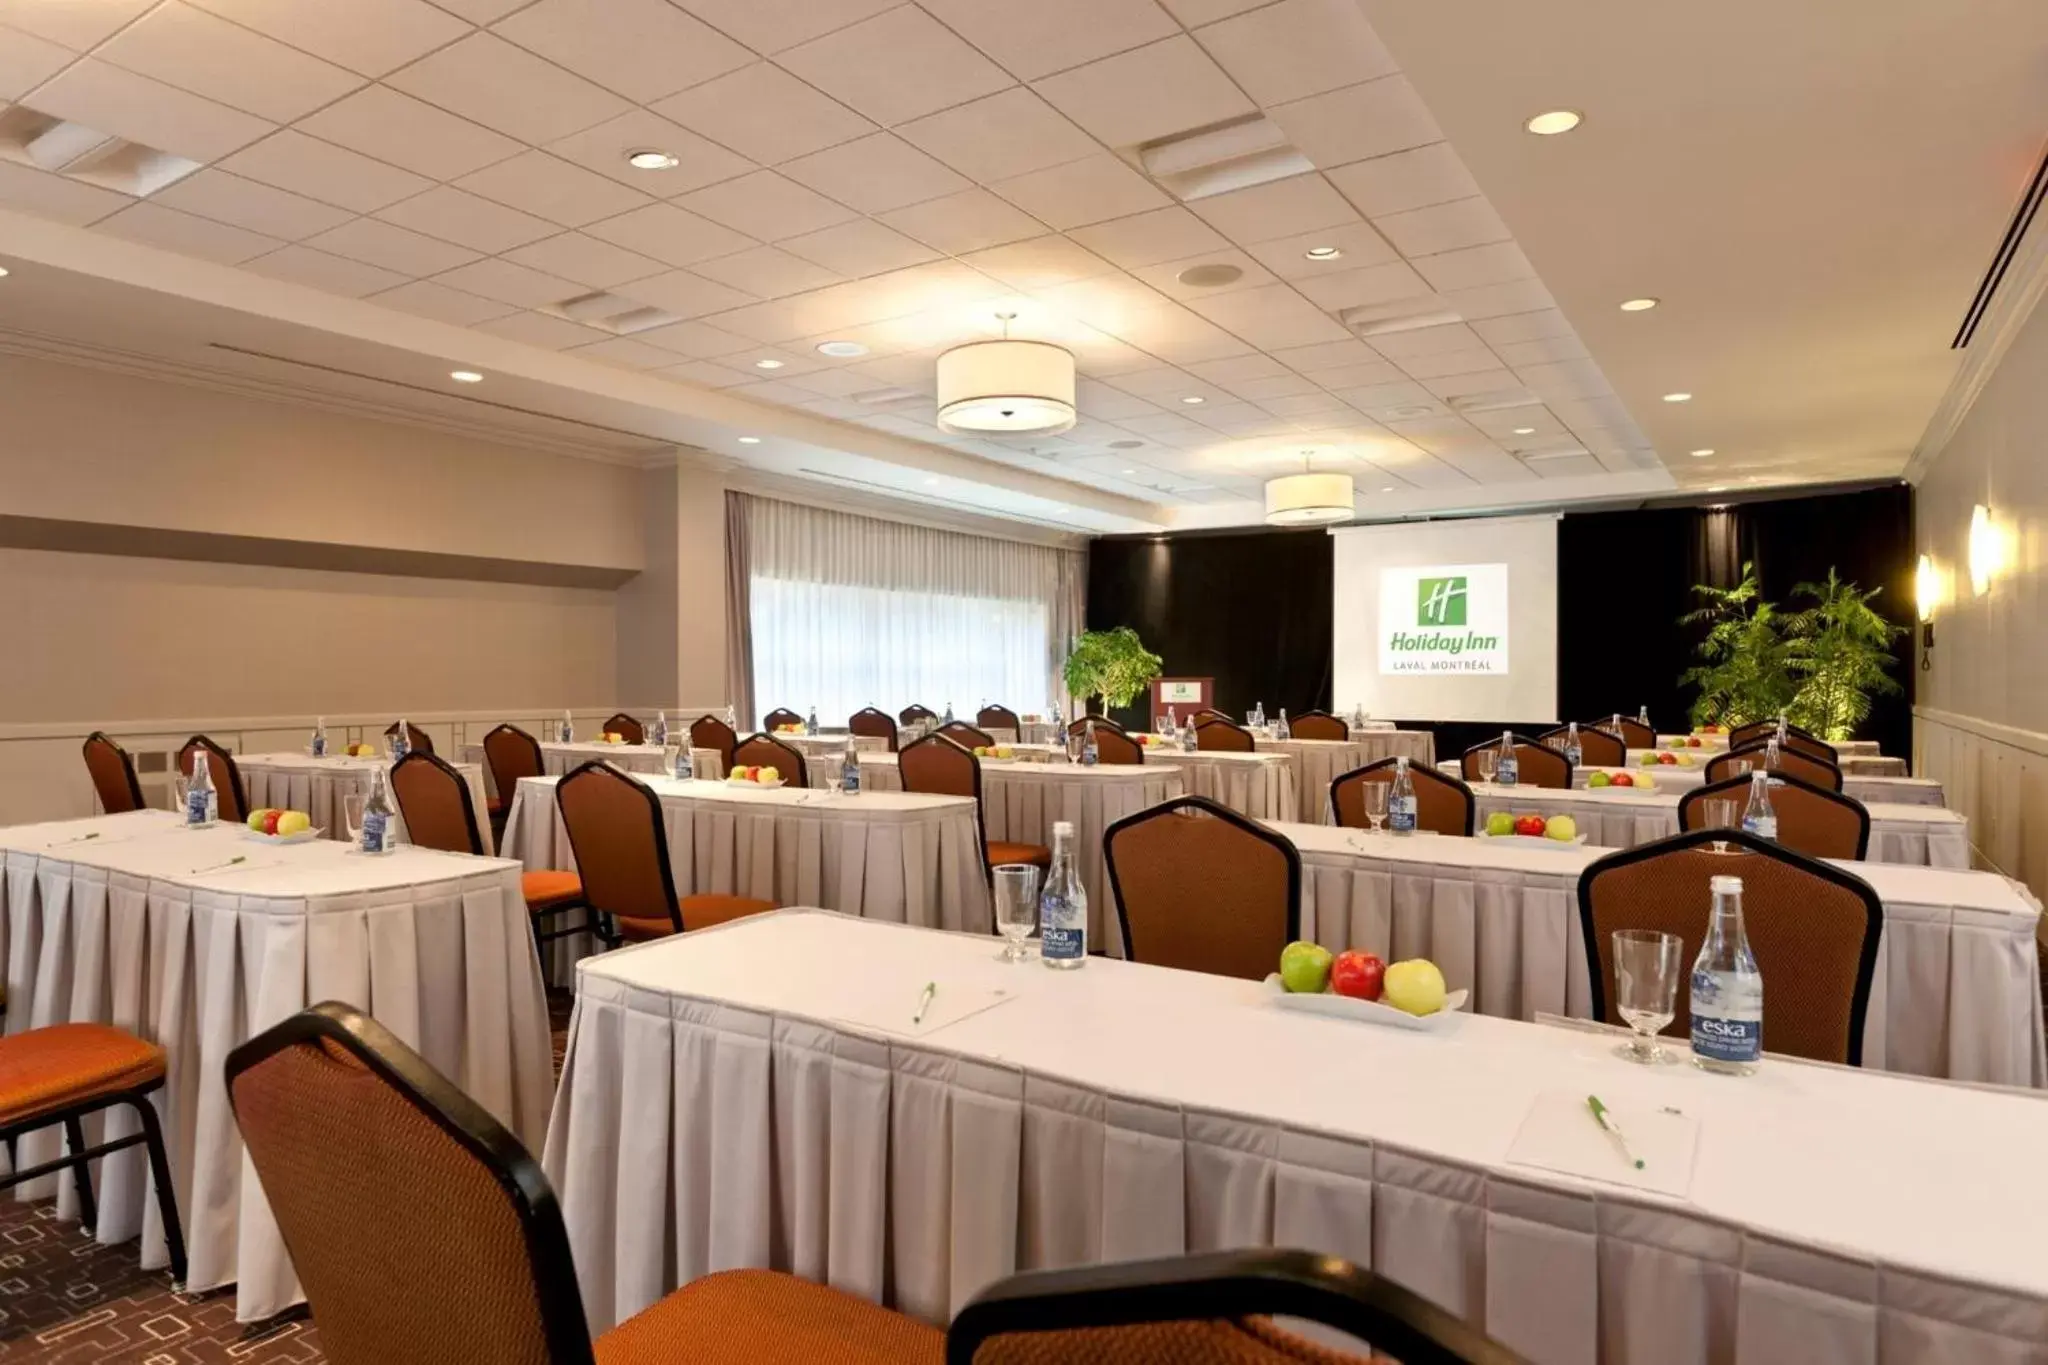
[762,708,805,731]
[947,1247,1525,1365]
[225,1002,598,1365]
[1575,827,1884,1066]
[1459,733,1572,787]
[481,722,546,800]
[976,705,1022,735]
[555,760,683,946]
[938,722,995,750]
[83,731,147,811]
[899,735,1003,881]
[177,735,249,822]
[601,713,645,743]
[849,706,900,754]
[1103,795,1302,967]
[899,705,937,725]
[1330,758,1476,836]
[1718,741,1845,791]
[732,733,807,787]
[1678,770,1870,860]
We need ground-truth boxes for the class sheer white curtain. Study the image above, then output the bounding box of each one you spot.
[738,494,1084,728]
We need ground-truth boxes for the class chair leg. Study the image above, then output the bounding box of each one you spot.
[130,1094,187,1287]
[62,1115,97,1235]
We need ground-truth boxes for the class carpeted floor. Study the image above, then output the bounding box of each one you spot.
[0,991,578,1363]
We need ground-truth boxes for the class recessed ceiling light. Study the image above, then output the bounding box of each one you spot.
[1663,392,1692,403]
[1180,395,1205,404]
[1691,448,1715,457]
[1525,109,1582,135]
[449,370,483,383]
[0,266,10,278]
[1619,297,1659,312]
[1381,486,1394,492]
[1707,486,1729,493]
[1303,246,1343,261]
[924,478,938,485]
[737,436,761,444]
[1512,427,1536,435]
[816,340,868,358]
[753,358,784,369]
[1122,468,1137,475]
[626,149,678,170]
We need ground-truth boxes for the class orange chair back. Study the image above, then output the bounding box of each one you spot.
[82,732,146,814]
[482,724,545,801]
[1105,797,1299,980]
[731,734,807,785]
[601,713,645,744]
[976,705,1021,735]
[176,736,248,824]
[1605,717,1655,749]
[555,762,680,938]
[938,721,994,750]
[1711,743,1842,792]
[1331,761,1474,836]
[899,704,936,725]
[1287,711,1347,741]
[1091,727,1145,765]
[1679,772,1869,860]
[849,707,899,753]
[1194,716,1255,753]
[898,736,997,865]
[382,722,434,756]
[388,752,485,856]
[1540,725,1625,767]
[762,708,804,731]
[1460,736,1571,789]
[689,715,738,770]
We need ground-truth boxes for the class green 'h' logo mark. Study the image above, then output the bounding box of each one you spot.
[1417,576,1468,626]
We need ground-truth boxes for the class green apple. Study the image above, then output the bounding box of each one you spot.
[1639,752,1659,766]
[1383,959,1448,1016]
[1278,940,1333,994]
[1484,811,1516,836]
[1587,771,1611,788]
[1545,814,1578,841]
[247,808,270,831]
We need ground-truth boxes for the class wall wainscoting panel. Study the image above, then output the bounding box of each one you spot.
[1914,706,2048,898]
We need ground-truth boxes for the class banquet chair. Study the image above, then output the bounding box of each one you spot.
[731,734,807,786]
[1287,710,1349,741]
[1459,735,1571,789]
[688,715,738,773]
[1090,726,1145,765]
[175,735,248,824]
[1194,715,1256,752]
[82,731,147,814]
[1729,718,1830,751]
[481,723,545,833]
[1709,743,1843,792]
[899,735,1050,874]
[949,1247,1525,1365]
[1541,724,1625,767]
[1187,707,1231,726]
[1606,716,1656,749]
[939,721,995,750]
[901,704,938,726]
[0,1023,187,1286]
[1066,714,1126,735]
[1577,828,1882,1065]
[1332,760,1475,836]
[389,752,589,949]
[601,713,645,744]
[762,707,804,731]
[383,721,435,756]
[226,1003,940,1365]
[1105,796,1299,980]
[555,762,772,943]
[851,706,900,753]
[976,704,1021,736]
[1679,771,1870,861]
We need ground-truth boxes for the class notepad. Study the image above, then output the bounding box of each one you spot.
[826,978,1017,1039]
[1506,1090,1700,1199]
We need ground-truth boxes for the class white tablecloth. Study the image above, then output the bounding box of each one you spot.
[1254,738,1367,825]
[1635,743,1910,778]
[1348,728,1436,767]
[1469,785,1970,868]
[543,911,2048,1361]
[1276,821,2043,1086]
[0,809,552,1321]
[462,741,669,797]
[1148,752,1298,822]
[1563,763,1946,807]
[241,752,495,854]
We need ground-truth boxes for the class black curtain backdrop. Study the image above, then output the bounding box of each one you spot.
[1087,484,1916,764]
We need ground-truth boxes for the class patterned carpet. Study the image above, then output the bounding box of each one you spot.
[0,991,579,1363]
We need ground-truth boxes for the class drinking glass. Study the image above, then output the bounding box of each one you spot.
[1701,796,1739,853]
[1611,930,1683,1064]
[1726,758,1752,778]
[1361,782,1389,832]
[1476,750,1498,784]
[1064,730,1083,764]
[992,864,1039,961]
[343,794,365,846]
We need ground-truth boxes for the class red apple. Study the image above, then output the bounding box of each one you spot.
[1514,813,1547,837]
[1330,950,1385,1001]
[262,810,282,835]
[1658,752,1677,765]
[1687,736,1703,748]
[1611,772,1635,787]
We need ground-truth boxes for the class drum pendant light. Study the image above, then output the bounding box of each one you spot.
[935,314,1076,436]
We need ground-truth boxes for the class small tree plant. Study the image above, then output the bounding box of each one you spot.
[1062,627,1164,715]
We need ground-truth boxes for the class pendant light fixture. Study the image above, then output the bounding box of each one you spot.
[935,313,1076,436]
[1264,450,1355,526]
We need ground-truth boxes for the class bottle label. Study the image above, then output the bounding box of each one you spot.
[1564,744,1580,766]
[1743,814,1777,839]
[1081,745,1098,767]
[843,761,861,795]
[674,752,694,780]
[1041,921,1085,960]
[1389,795,1417,832]
[186,789,214,826]
[360,810,390,854]
[1691,969,1761,1064]
[1497,756,1519,786]
[311,735,326,757]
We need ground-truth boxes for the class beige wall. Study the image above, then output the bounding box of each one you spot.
[1913,286,2048,896]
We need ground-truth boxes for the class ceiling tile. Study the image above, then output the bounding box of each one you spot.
[95,1,362,123]
[632,319,757,357]
[778,218,939,276]
[1397,350,1505,381]
[1437,278,1555,321]
[1373,196,1510,257]
[1364,322,1481,359]
[779,133,969,214]
[1032,36,1252,148]
[1470,309,1575,347]
[1300,359,1403,389]
[95,200,282,262]
[1242,221,1397,279]
[150,169,353,240]
[0,0,153,50]
[879,188,1045,255]
[1157,0,1266,24]
[1290,259,1428,310]
[387,32,631,145]
[688,246,844,298]
[1329,380,1437,415]
[1410,241,1534,293]
[25,57,273,163]
[493,0,753,103]
[503,231,669,288]
[433,256,587,307]
[1269,75,1440,170]
[1493,333,1590,367]
[1192,0,1395,105]
[1184,283,1350,350]
[961,235,1116,289]
[1325,142,1478,218]
[242,243,409,295]
[566,335,683,369]
[425,0,529,21]
[1514,358,1612,402]
[583,201,758,266]
[781,8,1014,126]
[1265,338,1374,371]
[369,277,520,324]
[651,63,875,166]
[1189,172,1357,244]
[616,268,758,317]
[919,0,1178,82]
[452,150,653,228]
[657,357,760,387]
[1069,206,1229,270]
[546,109,755,193]
[470,308,611,348]
[307,217,478,275]
[678,171,858,240]
[896,87,1098,184]
[183,0,468,78]
[376,184,558,253]
[1130,248,1278,301]
[1183,353,1288,385]
[220,130,434,213]
[989,155,1169,230]
[299,85,523,181]
[0,25,76,100]
[671,0,898,54]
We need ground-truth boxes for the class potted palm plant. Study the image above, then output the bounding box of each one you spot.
[1784,570,1905,740]
[1679,564,1801,728]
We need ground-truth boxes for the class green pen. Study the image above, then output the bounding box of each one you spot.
[1586,1094,1644,1170]
[912,981,937,1026]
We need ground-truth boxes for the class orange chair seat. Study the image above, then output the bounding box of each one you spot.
[488,795,506,815]
[0,1024,165,1124]
[987,840,1052,869]
[594,1269,941,1365]
[683,894,775,930]
[521,870,583,909]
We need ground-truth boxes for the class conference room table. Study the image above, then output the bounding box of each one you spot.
[544,911,2048,1363]
[1580,763,1944,806]
[238,751,496,853]
[1643,740,1909,778]
[462,739,668,796]
[1275,821,2041,1086]
[0,808,553,1322]
[1468,782,1969,867]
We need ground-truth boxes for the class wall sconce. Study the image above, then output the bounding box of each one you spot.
[1915,553,1939,670]
[1968,504,2007,596]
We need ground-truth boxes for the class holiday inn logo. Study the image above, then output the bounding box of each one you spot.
[1417,576,1468,627]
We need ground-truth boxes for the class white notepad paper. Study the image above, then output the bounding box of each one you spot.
[1506,1089,1701,1199]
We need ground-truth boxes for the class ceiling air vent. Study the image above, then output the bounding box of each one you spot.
[0,106,200,196]
[1340,297,1463,337]
[1138,115,1313,201]
[541,292,681,336]
[1953,138,2048,349]
[1449,389,1542,415]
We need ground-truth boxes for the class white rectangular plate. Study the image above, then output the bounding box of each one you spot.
[1262,974,1468,1031]
[241,827,324,845]
[1475,833,1588,850]
[725,778,787,790]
